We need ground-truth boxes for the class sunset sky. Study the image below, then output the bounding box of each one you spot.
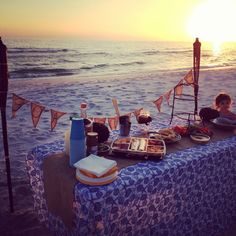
[1,0,236,43]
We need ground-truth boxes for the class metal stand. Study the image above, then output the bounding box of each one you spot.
[169,38,201,125]
[169,83,198,124]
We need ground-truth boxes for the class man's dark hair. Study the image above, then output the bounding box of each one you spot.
[199,107,220,121]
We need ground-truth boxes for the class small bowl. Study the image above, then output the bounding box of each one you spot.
[97,144,110,157]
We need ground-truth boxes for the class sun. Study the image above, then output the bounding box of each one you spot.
[187,0,236,51]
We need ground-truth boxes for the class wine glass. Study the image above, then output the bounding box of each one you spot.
[137,109,152,136]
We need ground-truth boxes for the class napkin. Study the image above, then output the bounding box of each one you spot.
[74,154,117,177]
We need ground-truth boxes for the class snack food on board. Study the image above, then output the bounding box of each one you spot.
[111,136,166,159]
[158,128,176,139]
[130,138,147,151]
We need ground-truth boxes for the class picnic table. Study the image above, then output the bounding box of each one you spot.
[26,121,236,236]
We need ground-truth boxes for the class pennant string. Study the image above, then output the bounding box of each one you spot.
[11,69,193,130]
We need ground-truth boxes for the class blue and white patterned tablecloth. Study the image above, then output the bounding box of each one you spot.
[26,121,236,236]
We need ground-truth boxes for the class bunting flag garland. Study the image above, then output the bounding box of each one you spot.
[93,117,107,124]
[12,68,194,130]
[108,116,119,130]
[50,109,67,131]
[163,89,172,106]
[184,69,194,85]
[12,93,29,118]
[31,102,45,128]
[175,79,184,96]
[153,96,163,112]
[112,98,120,117]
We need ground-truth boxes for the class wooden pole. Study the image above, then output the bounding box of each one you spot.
[0,37,14,212]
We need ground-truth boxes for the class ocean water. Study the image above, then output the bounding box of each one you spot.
[4,37,236,80]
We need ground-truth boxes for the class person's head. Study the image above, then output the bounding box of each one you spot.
[215,93,232,110]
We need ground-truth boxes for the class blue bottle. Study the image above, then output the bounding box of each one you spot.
[69,117,86,167]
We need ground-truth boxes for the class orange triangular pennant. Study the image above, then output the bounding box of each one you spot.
[175,80,184,96]
[133,108,143,121]
[50,109,67,131]
[184,69,194,85]
[108,116,119,131]
[12,93,29,118]
[153,96,163,112]
[163,90,172,106]
[93,117,106,124]
[31,102,45,128]
[112,98,120,117]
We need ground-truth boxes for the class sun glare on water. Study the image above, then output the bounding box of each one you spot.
[187,0,236,54]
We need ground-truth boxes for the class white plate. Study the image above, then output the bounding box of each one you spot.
[211,118,236,130]
[76,169,118,184]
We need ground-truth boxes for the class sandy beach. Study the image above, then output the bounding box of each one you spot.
[0,67,236,235]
